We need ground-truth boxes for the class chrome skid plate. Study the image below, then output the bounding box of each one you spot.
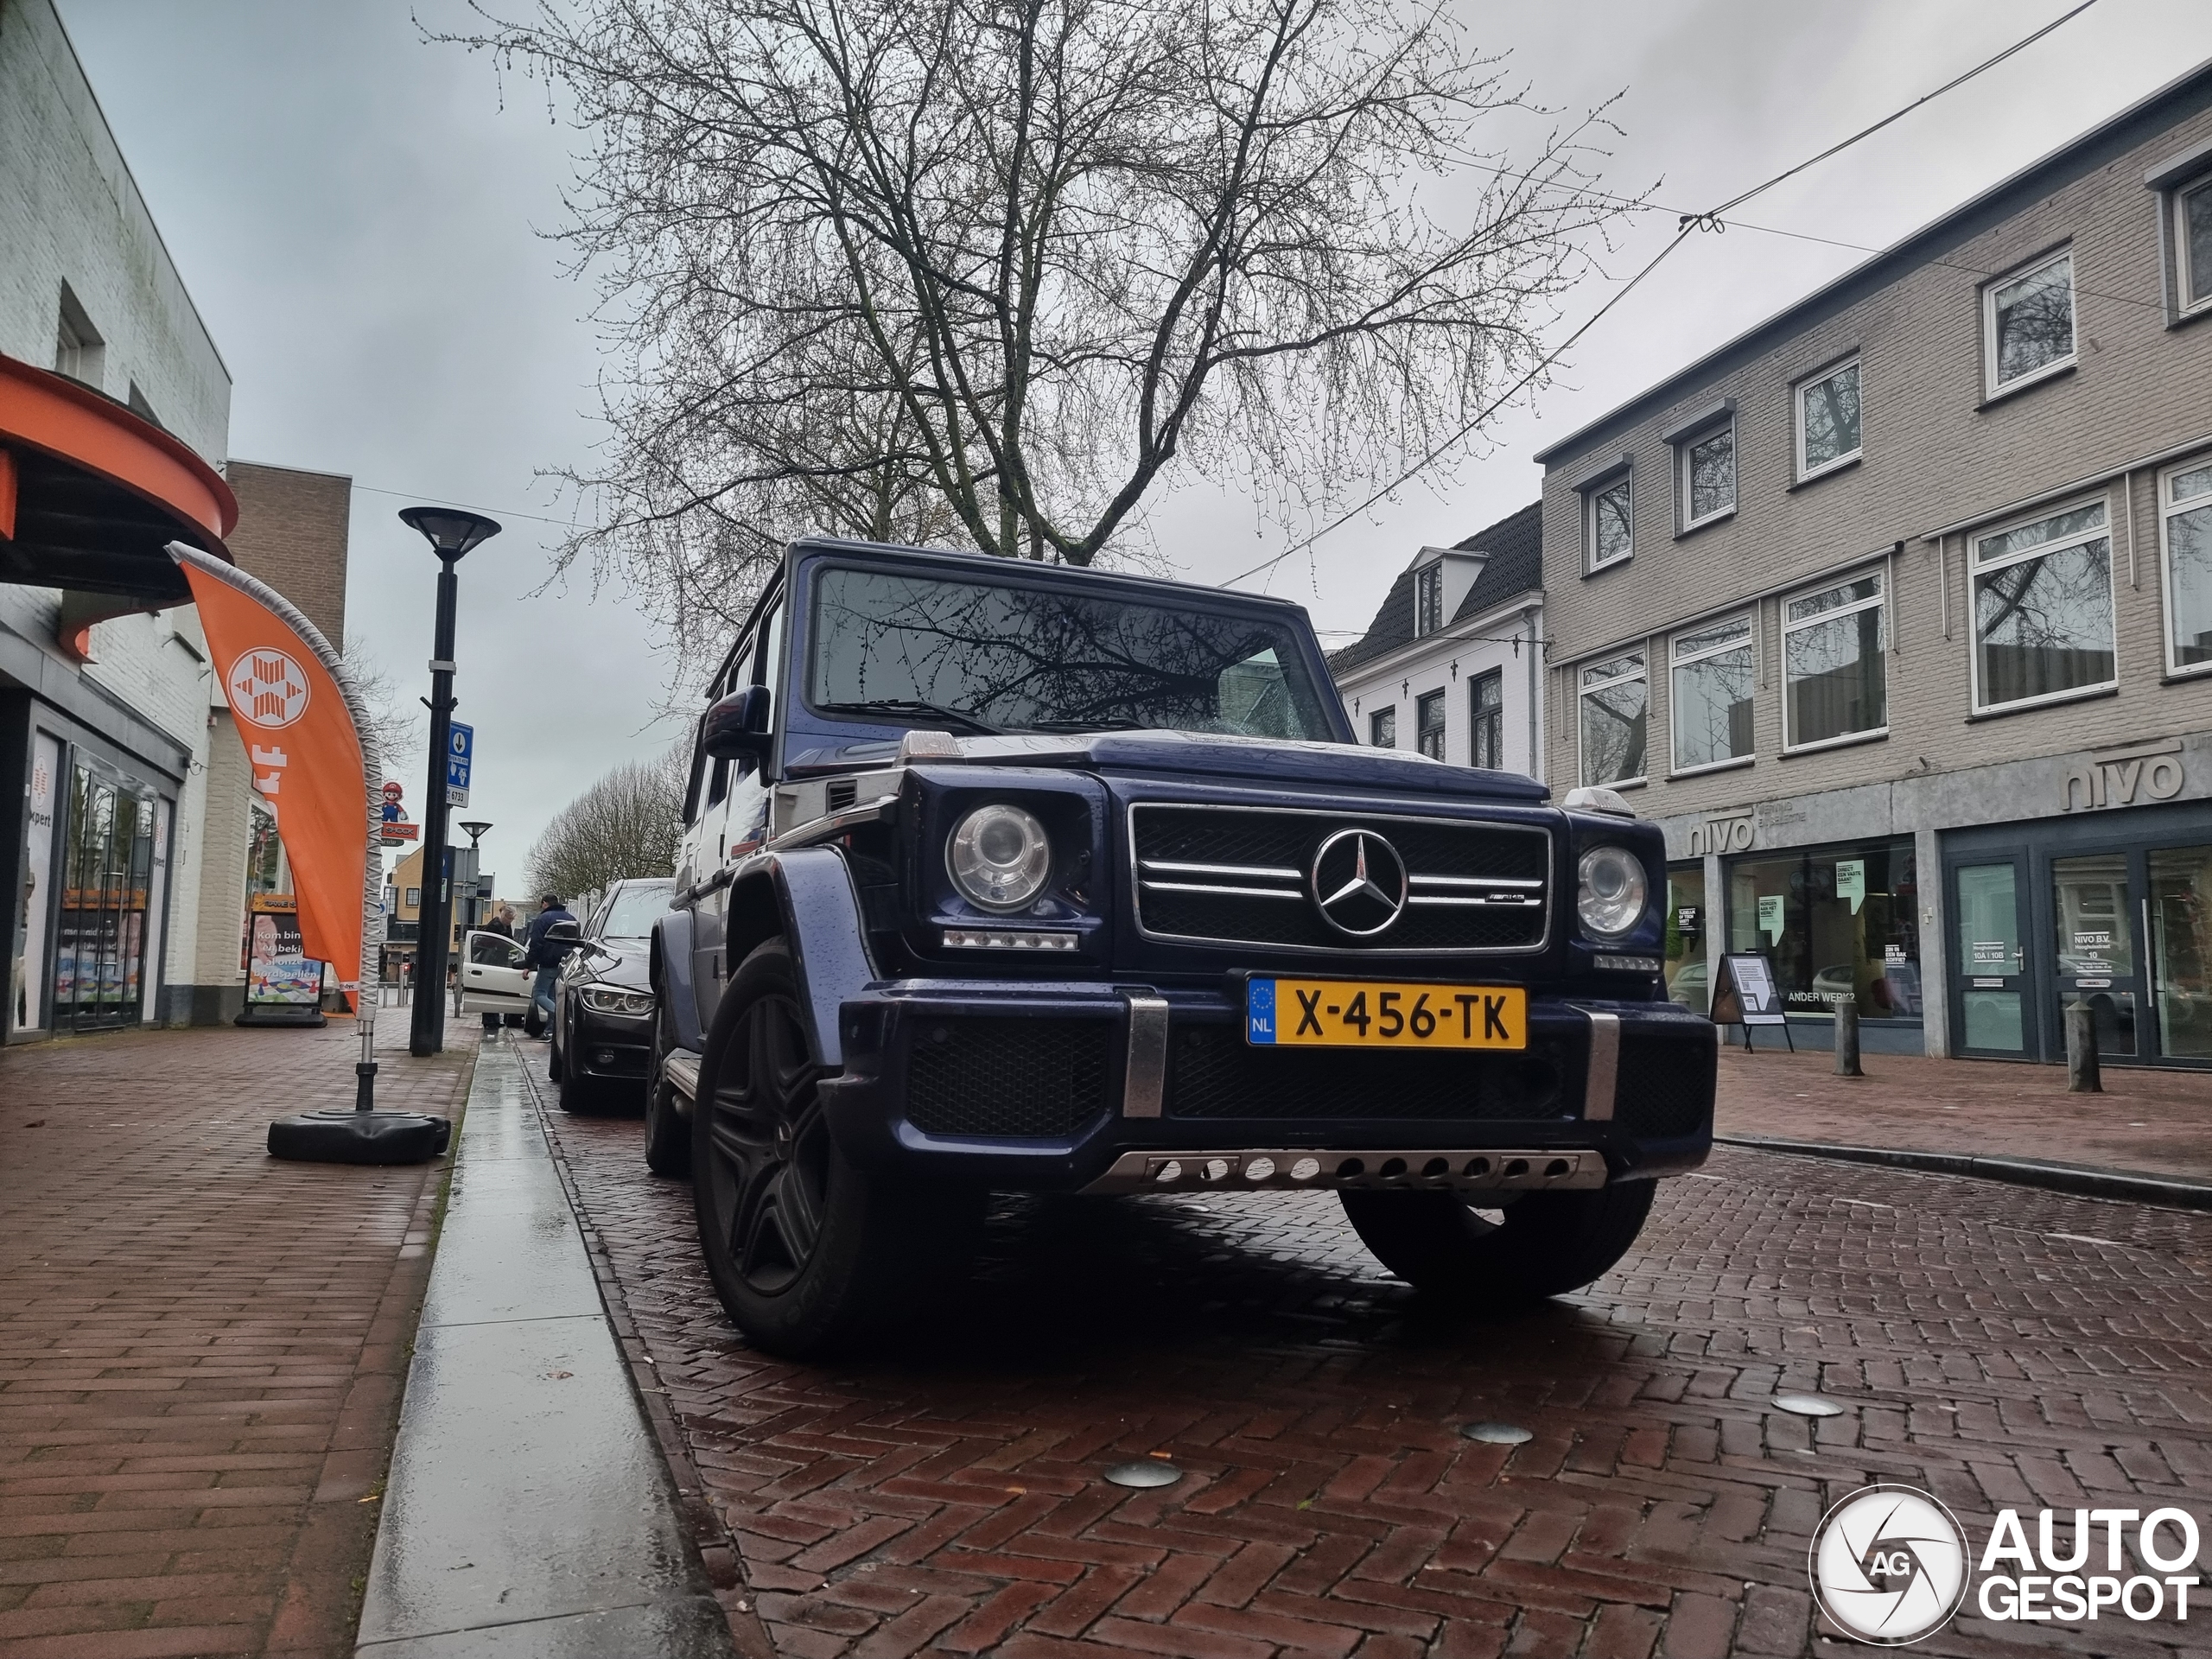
[1080,1147,1606,1195]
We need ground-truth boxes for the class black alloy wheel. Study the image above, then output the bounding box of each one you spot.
[642,994,692,1177]
[691,939,977,1357]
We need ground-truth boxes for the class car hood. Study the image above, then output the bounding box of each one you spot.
[794,728,1549,802]
[573,937,651,991]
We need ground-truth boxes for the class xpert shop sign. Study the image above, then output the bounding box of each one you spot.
[1810,1485,2202,1645]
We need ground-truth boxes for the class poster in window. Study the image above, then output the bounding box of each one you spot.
[1758,893,1785,944]
[1835,858,1865,914]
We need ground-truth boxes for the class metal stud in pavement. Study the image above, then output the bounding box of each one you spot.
[1459,1421,1533,1445]
[1103,1459,1183,1488]
[1771,1392,1847,1417]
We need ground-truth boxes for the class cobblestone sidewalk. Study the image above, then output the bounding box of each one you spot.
[1714,1046,2212,1182]
[0,1016,474,1659]
[530,1044,2212,1659]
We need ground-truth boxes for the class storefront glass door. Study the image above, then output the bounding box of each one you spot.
[52,761,156,1031]
[1953,859,2029,1054]
[2149,845,2212,1062]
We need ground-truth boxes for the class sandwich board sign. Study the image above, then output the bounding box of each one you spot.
[1713,952,1793,1051]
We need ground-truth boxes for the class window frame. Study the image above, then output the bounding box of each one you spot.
[1582,468,1634,575]
[1967,493,2119,716]
[404,887,421,908]
[2177,175,2212,321]
[1469,669,1503,770]
[1668,612,1757,777]
[1780,568,1889,754]
[1793,356,1862,483]
[1414,563,1443,638]
[1576,651,1649,790]
[1980,247,2077,401]
[2158,454,2212,678]
[1370,706,1396,748]
[1414,687,1447,760]
[1675,416,1736,533]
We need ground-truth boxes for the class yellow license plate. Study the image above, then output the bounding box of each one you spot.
[1245,978,1526,1050]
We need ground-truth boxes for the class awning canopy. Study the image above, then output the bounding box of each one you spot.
[0,352,237,605]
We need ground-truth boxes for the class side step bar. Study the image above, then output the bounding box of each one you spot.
[1082,1147,1605,1195]
[664,1050,701,1103]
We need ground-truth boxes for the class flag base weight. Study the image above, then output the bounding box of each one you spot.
[267,1109,451,1165]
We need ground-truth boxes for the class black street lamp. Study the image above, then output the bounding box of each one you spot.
[400,505,500,1057]
[457,820,493,933]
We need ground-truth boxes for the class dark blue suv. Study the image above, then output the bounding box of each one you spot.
[646,537,1714,1355]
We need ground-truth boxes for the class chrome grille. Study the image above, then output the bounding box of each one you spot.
[1129,804,1550,953]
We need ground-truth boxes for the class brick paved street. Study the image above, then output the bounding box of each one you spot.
[1714,1047,2212,1183]
[520,1040,2212,1658]
[0,1015,474,1659]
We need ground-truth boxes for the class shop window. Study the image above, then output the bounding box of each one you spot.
[1414,688,1446,760]
[1669,613,1753,772]
[1972,499,2115,712]
[1726,839,1920,1020]
[1370,706,1396,748]
[2162,460,2212,674]
[1983,249,2075,397]
[1666,865,1708,1014]
[1783,571,1886,748]
[1677,420,1735,531]
[1795,358,1860,481]
[2150,845,2212,1062]
[52,760,159,1032]
[1577,652,1646,786]
[1585,472,1632,572]
[1469,671,1503,769]
[2052,854,2135,1058]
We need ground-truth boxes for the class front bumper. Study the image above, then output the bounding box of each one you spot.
[568,1002,654,1084]
[817,978,1713,1192]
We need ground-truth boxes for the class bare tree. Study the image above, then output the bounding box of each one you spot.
[447,0,1642,658]
[343,633,423,783]
[524,748,687,912]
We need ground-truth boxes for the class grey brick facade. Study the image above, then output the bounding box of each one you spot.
[1535,64,2212,1067]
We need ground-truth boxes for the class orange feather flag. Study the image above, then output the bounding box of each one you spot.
[170,543,379,1001]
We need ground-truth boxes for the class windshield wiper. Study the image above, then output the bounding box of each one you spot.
[817,698,1001,735]
[1020,715,1151,732]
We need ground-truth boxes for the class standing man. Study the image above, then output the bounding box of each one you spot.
[521,893,576,1037]
[477,903,516,1033]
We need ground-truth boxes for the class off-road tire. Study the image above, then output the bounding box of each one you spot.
[691,938,978,1357]
[643,995,692,1179]
[1340,1180,1656,1306]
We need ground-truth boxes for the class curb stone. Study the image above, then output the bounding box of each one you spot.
[1716,1133,2212,1212]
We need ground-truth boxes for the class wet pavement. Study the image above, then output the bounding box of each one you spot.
[521,1039,2212,1658]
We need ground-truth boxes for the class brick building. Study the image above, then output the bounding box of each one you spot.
[1535,61,2212,1069]
[1327,502,1546,781]
[1,0,354,1035]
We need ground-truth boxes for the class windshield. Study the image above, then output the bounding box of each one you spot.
[809,566,1338,741]
[601,881,675,938]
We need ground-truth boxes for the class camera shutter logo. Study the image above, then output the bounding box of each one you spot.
[226,648,312,731]
[1810,1484,1969,1645]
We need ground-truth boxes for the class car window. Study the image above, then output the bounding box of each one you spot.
[601,881,676,938]
[808,565,1338,740]
[468,932,523,967]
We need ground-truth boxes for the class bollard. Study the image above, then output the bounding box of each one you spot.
[2065,999,2101,1093]
[1833,999,1863,1077]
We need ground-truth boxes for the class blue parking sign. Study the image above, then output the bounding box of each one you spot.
[446,721,474,805]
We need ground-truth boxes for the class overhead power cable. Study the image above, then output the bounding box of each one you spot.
[1220,0,2104,590]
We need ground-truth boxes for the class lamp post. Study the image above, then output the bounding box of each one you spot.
[458,820,492,931]
[400,506,501,1057]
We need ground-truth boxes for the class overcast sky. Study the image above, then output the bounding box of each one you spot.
[57,0,2212,893]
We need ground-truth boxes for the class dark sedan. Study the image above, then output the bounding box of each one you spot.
[548,878,676,1111]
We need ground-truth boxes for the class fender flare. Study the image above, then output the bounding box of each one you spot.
[722,846,872,1071]
[649,908,704,1055]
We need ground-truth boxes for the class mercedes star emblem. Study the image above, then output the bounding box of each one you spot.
[1310,828,1408,937]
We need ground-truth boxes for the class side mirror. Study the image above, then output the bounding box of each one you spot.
[702,685,773,762]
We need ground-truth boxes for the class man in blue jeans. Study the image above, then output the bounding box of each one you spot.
[520,893,576,1035]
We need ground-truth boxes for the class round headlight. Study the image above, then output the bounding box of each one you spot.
[1577,845,1648,939]
[948,804,1052,912]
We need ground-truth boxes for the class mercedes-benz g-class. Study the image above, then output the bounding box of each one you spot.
[646,537,1713,1355]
